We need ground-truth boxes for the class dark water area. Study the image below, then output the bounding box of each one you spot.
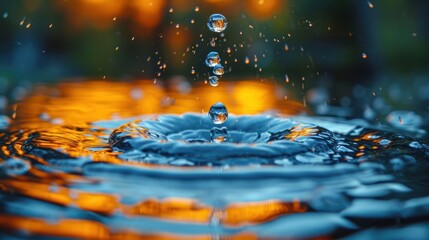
[0,80,428,239]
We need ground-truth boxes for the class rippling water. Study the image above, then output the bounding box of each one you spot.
[0,80,428,239]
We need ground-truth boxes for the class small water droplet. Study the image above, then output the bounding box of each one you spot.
[367,1,374,8]
[284,43,289,51]
[191,69,196,75]
[209,76,219,87]
[285,74,289,83]
[207,14,228,33]
[244,57,250,64]
[169,8,174,13]
[195,6,200,12]
[362,52,367,59]
[209,102,228,124]
[205,51,221,67]
[210,126,228,143]
[212,65,224,76]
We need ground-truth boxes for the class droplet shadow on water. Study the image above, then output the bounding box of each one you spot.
[0,80,428,239]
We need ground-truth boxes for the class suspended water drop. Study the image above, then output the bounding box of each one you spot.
[284,43,289,51]
[207,14,228,33]
[362,52,367,59]
[367,1,374,8]
[285,74,289,83]
[210,126,228,143]
[244,57,250,64]
[213,65,225,76]
[195,6,200,12]
[205,51,221,67]
[209,76,219,87]
[208,102,228,124]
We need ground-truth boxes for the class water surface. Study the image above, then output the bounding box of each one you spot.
[0,80,428,239]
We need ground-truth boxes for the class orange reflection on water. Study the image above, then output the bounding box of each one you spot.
[0,215,214,240]
[6,80,305,165]
[0,80,308,238]
[223,199,307,226]
[124,198,212,223]
[0,178,307,226]
[285,125,319,141]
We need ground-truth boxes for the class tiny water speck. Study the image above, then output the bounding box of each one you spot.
[210,126,228,143]
[213,64,225,76]
[205,51,221,67]
[209,76,219,87]
[208,102,228,124]
[207,14,228,33]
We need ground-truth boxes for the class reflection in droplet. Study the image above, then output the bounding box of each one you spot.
[211,126,228,143]
[213,65,225,76]
[205,52,221,67]
[209,102,228,124]
[207,14,228,33]
[209,76,219,87]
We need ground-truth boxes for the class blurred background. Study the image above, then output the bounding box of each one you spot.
[0,0,428,123]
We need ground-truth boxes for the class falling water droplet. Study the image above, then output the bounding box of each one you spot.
[210,127,228,143]
[205,52,221,67]
[213,65,225,76]
[208,102,228,124]
[244,57,250,64]
[362,52,367,59]
[207,14,228,33]
[285,74,289,83]
[367,1,374,8]
[209,76,219,87]
[284,43,289,51]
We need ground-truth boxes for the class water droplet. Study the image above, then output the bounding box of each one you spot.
[208,102,228,124]
[285,74,289,83]
[191,69,196,75]
[195,6,200,12]
[244,57,250,64]
[207,14,228,33]
[212,65,224,76]
[205,52,221,67]
[362,52,367,59]
[209,76,219,87]
[284,43,289,51]
[210,126,228,143]
[367,1,374,8]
